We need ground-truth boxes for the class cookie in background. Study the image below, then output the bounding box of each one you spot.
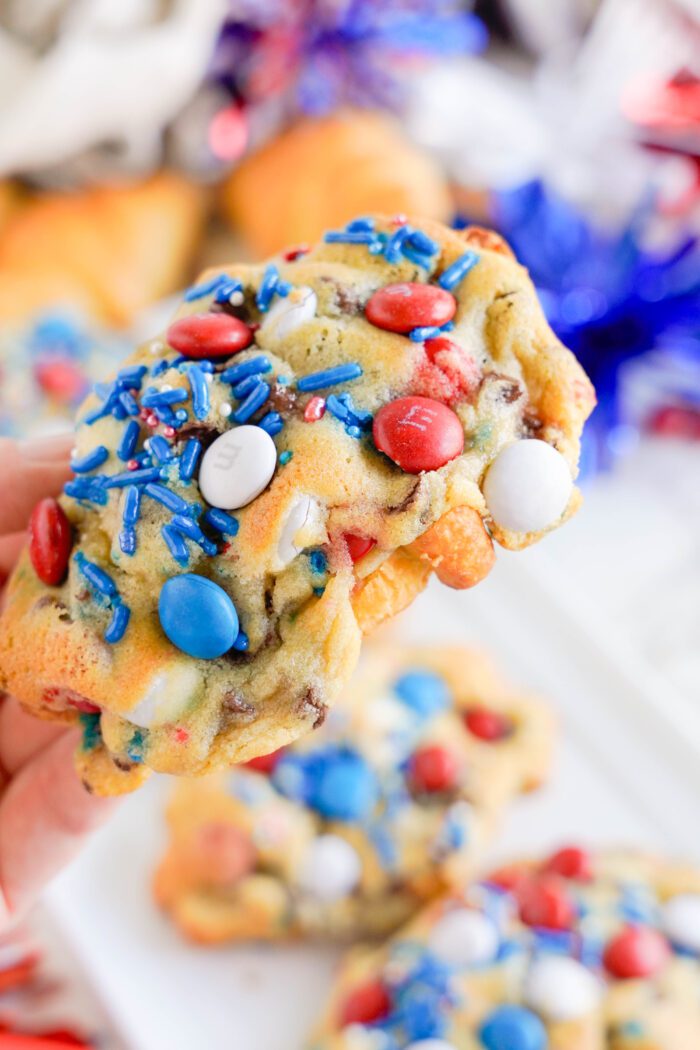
[309,847,700,1049]
[219,111,453,259]
[0,172,207,327]
[154,646,553,944]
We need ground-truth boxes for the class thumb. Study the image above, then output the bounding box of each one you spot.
[0,435,74,536]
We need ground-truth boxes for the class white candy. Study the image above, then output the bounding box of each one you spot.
[263,286,317,340]
[276,495,325,567]
[427,908,499,968]
[663,894,700,952]
[524,956,601,1021]
[483,438,573,533]
[297,834,362,902]
[405,1042,458,1050]
[126,664,199,729]
[198,425,277,510]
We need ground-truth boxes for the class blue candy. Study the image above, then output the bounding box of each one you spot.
[393,669,451,718]
[311,749,377,821]
[479,1005,547,1050]
[158,574,238,659]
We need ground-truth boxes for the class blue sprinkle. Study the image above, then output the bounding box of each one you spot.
[188,365,210,421]
[105,467,163,489]
[214,276,243,304]
[161,524,189,566]
[75,552,118,598]
[232,630,249,651]
[401,244,434,270]
[150,359,170,377]
[441,321,455,332]
[258,411,284,437]
[144,483,190,515]
[276,279,292,296]
[118,390,140,416]
[204,508,239,535]
[175,409,188,423]
[141,389,188,408]
[312,585,326,596]
[346,425,361,439]
[325,394,350,423]
[220,356,271,385]
[256,264,282,312]
[408,229,440,257]
[233,375,260,399]
[346,217,375,232]
[151,403,177,426]
[438,250,479,290]
[309,549,327,575]
[279,450,293,465]
[148,436,172,464]
[126,728,144,761]
[368,232,388,255]
[394,669,450,718]
[119,527,136,555]
[94,382,112,400]
[179,438,202,482]
[384,224,411,264]
[83,389,117,425]
[277,375,290,385]
[409,325,444,342]
[112,401,127,421]
[122,485,142,526]
[170,515,217,556]
[64,479,108,505]
[324,230,377,245]
[184,273,229,302]
[233,381,269,423]
[71,446,109,473]
[297,363,363,392]
[116,365,147,388]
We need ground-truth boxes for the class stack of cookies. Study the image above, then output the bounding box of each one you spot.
[3,213,694,1048]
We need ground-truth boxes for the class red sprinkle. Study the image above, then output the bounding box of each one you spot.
[390,213,408,225]
[343,533,376,562]
[603,926,670,979]
[127,459,139,471]
[304,396,326,422]
[414,336,482,405]
[365,282,456,334]
[282,244,311,262]
[518,876,576,931]
[543,846,593,882]
[464,706,512,742]
[340,980,392,1028]
[146,414,159,428]
[28,498,72,586]
[408,744,460,794]
[173,727,190,744]
[373,396,464,474]
[246,748,285,774]
[163,425,176,438]
[166,313,254,360]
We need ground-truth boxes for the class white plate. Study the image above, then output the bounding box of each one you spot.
[45,554,700,1050]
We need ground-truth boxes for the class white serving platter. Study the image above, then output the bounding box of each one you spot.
[45,551,700,1050]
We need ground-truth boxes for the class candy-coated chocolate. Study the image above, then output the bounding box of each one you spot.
[465,706,512,742]
[373,396,464,474]
[409,744,460,794]
[166,313,253,359]
[263,286,317,340]
[365,283,456,334]
[340,979,392,1027]
[543,845,593,882]
[28,498,72,586]
[524,956,601,1021]
[479,1005,547,1050]
[428,908,499,968]
[518,876,575,931]
[484,439,573,534]
[603,925,670,979]
[198,426,277,510]
[343,533,375,562]
[246,747,285,774]
[158,574,238,659]
[297,834,362,902]
[663,894,700,953]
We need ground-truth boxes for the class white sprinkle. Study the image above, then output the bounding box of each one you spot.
[149,339,165,354]
[161,384,173,392]
[230,291,244,306]
[219,402,232,417]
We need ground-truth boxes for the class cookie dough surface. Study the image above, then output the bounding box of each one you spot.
[310,849,700,1050]
[154,647,553,943]
[0,214,593,793]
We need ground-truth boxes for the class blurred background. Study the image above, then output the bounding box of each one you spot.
[0,0,698,1044]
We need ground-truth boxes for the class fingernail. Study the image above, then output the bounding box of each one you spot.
[18,432,74,461]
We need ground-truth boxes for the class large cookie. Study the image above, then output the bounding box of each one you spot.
[154,647,553,943]
[309,848,700,1049]
[0,214,593,793]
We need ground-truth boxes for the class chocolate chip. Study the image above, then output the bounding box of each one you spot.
[219,690,256,727]
[387,479,422,515]
[522,407,543,436]
[176,423,220,451]
[34,595,73,622]
[296,687,327,729]
[113,757,136,772]
[254,381,297,420]
[482,371,523,404]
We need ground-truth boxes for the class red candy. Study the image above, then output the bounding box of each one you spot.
[465,706,512,742]
[373,396,464,474]
[29,498,72,586]
[543,846,593,882]
[518,876,576,931]
[343,533,376,562]
[34,359,87,403]
[408,744,460,794]
[365,282,456,334]
[282,244,310,262]
[340,980,392,1027]
[603,926,670,979]
[414,336,482,405]
[166,313,253,360]
[246,747,285,774]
